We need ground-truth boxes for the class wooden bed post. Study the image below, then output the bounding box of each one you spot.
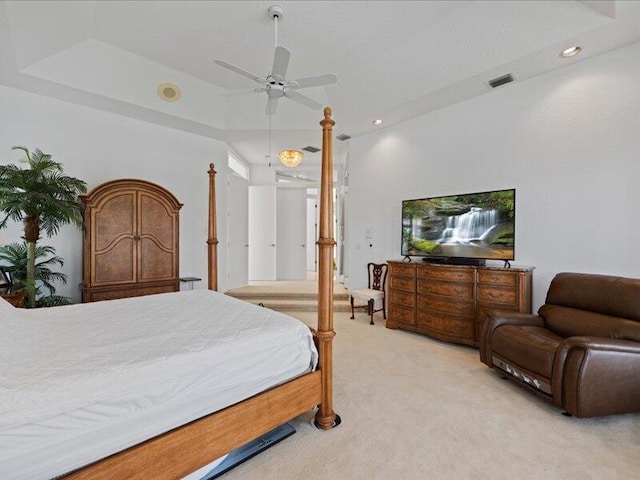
[315,107,339,430]
[207,163,219,291]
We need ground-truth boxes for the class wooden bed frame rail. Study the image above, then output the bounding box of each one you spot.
[65,108,338,479]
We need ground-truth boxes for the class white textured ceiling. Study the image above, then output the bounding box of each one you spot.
[1,0,639,169]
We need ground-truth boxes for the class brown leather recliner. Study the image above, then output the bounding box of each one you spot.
[480,272,640,418]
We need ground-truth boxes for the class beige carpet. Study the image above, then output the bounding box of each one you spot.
[220,310,640,480]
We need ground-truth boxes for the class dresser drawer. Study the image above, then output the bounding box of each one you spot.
[478,270,517,287]
[416,311,473,339]
[418,279,474,299]
[417,266,474,283]
[390,289,415,307]
[84,283,178,302]
[390,275,416,292]
[389,304,416,326]
[418,293,474,316]
[389,262,416,277]
[477,286,516,305]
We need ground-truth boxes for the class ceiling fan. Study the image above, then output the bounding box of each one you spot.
[215,5,337,115]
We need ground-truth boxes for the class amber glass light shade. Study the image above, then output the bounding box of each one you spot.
[279,150,303,167]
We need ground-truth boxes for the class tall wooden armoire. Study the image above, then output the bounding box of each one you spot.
[81,179,183,302]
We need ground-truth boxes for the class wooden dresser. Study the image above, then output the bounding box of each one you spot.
[387,261,533,346]
[81,179,183,302]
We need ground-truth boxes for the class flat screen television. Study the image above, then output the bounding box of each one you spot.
[401,188,515,263]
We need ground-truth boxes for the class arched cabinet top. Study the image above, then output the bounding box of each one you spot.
[81,179,183,211]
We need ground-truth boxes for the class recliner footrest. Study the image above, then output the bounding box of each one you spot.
[492,355,553,396]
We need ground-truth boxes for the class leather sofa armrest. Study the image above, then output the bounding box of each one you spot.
[561,336,640,353]
[553,336,640,417]
[479,311,545,366]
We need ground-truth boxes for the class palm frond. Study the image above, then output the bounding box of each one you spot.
[0,242,68,297]
[36,295,72,308]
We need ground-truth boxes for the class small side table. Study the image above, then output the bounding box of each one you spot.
[180,277,202,291]
[1,288,25,308]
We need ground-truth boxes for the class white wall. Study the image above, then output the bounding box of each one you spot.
[347,40,640,310]
[0,85,229,301]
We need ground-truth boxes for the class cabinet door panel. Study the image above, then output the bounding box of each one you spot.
[138,193,177,281]
[139,193,174,249]
[93,192,136,285]
[139,238,175,280]
[94,193,135,251]
[94,238,135,284]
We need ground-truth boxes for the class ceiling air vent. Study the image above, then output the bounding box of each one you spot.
[336,134,351,141]
[302,146,321,153]
[488,74,514,89]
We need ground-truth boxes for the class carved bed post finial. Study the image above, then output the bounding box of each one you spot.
[315,106,339,430]
[207,163,219,291]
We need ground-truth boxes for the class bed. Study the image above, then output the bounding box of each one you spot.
[0,108,338,480]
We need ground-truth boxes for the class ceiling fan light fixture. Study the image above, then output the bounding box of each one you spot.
[279,149,303,167]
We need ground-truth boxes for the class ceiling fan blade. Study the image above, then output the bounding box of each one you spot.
[214,59,265,84]
[266,97,280,116]
[222,87,266,97]
[289,74,338,89]
[271,46,291,81]
[284,89,322,110]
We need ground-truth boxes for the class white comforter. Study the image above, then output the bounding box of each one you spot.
[0,290,318,480]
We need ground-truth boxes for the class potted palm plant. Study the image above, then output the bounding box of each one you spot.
[0,242,71,306]
[0,146,86,307]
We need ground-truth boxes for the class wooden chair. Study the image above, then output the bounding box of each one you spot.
[350,263,388,325]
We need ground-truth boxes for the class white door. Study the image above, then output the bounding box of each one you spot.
[227,174,249,289]
[306,197,317,273]
[276,189,307,280]
[248,186,276,280]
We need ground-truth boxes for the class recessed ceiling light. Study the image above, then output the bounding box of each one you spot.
[157,82,181,102]
[560,46,582,58]
[372,119,383,125]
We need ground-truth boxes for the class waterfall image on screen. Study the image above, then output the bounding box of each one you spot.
[401,189,515,260]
